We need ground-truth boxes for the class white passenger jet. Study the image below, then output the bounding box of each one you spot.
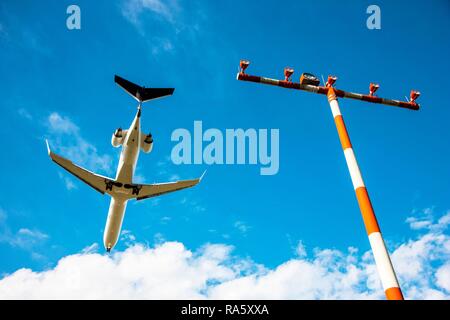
[46,75,204,252]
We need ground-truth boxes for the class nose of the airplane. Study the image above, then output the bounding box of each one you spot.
[103,230,119,252]
[104,239,115,252]
[103,226,118,253]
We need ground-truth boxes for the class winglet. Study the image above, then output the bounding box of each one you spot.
[199,170,207,182]
[45,139,51,156]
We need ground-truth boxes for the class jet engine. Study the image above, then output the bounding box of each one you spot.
[111,128,125,147]
[141,133,153,153]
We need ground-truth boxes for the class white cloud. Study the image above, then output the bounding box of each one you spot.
[0,241,375,299]
[46,112,113,175]
[121,0,177,26]
[1,209,49,249]
[436,264,450,293]
[0,222,49,251]
[390,232,449,299]
[438,212,450,229]
[153,232,165,245]
[57,172,77,191]
[0,243,235,299]
[18,108,32,120]
[120,0,202,55]
[405,207,434,230]
[178,196,205,213]
[9,228,49,250]
[120,230,137,246]
[48,113,78,134]
[16,229,48,240]
[150,37,174,55]
[160,216,171,224]
[0,211,449,299]
[406,209,450,233]
[234,221,251,235]
[405,217,432,230]
[0,209,49,262]
[30,252,46,262]
[295,240,307,258]
[81,243,99,254]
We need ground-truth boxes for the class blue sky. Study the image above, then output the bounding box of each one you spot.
[0,0,449,299]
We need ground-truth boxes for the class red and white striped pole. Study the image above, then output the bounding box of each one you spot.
[236,61,420,299]
[327,87,404,300]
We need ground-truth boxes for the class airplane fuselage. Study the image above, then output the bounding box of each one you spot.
[103,108,141,251]
[47,76,200,253]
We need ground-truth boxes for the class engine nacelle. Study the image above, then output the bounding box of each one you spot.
[141,133,153,153]
[111,128,125,147]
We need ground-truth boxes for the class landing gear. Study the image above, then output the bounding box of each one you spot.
[132,186,140,195]
[105,180,114,191]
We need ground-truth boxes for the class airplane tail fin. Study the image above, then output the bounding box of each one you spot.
[114,75,174,103]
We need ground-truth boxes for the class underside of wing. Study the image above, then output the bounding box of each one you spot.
[134,174,204,201]
[46,140,114,195]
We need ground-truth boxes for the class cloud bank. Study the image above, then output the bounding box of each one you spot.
[0,210,449,299]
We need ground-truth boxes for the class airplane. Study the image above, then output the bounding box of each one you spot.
[46,75,204,252]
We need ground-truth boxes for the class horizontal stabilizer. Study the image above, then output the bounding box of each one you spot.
[114,75,174,103]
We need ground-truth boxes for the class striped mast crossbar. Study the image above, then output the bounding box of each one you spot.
[236,73,420,111]
[236,61,420,300]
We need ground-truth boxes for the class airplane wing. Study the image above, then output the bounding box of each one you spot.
[46,140,114,195]
[133,172,205,201]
